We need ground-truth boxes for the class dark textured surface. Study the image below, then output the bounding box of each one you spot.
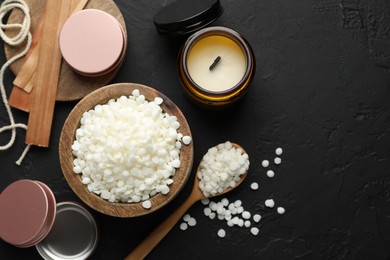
[1,0,390,259]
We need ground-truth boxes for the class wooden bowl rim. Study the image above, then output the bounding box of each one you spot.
[59,83,194,217]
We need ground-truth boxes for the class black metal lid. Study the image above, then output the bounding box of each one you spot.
[153,0,223,37]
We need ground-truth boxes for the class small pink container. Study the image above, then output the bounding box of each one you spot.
[0,180,56,247]
[59,9,126,77]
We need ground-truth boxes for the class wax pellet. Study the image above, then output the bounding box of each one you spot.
[188,217,197,226]
[274,157,281,165]
[250,227,259,236]
[261,160,269,167]
[277,207,285,214]
[209,212,216,220]
[201,198,210,205]
[275,147,283,155]
[154,97,163,105]
[182,135,192,145]
[183,213,191,222]
[204,207,212,216]
[265,199,275,208]
[250,182,259,190]
[234,200,242,207]
[180,222,188,231]
[142,200,151,209]
[221,198,229,206]
[242,211,251,219]
[244,220,251,227]
[266,170,275,178]
[217,229,226,238]
[253,214,261,223]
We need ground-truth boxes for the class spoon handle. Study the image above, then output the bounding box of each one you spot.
[125,195,200,260]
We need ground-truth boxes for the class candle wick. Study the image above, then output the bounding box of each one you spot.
[209,56,221,70]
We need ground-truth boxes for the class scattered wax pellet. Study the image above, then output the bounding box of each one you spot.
[142,200,151,209]
[250,227,259,236]
[242,211,251,219]
[265,199,275,208]
[253,214,261,223]
[217,229,226,238]
[188,217,197,226]
[277,207,285,214]
[266,170,275,178]
[234,200,242,207]
[274,157,281,165]
[244,220,251,227]
[180,222,188,231]
[183,213,191,222]
[204,207,212,216]
[201,198,210,205]
[250,182,259,190]
[261,160,269,167]
[182,135,192,145]
[275,147,283,155]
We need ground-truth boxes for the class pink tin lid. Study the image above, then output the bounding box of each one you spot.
[59,9,124,75]
[0,180,49,246]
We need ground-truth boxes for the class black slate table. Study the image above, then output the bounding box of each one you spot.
[1,0,390,259]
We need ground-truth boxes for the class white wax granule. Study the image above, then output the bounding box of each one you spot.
[183,214,191,222]
[250,182,259,190]
[217,229,226,238]
[201,198,210,205]
[204,207,212,216]
[71,90,188,206]
[142,200,151,209]
[275,147,283,156]
[242,211,251,219]
[188,217,197,227]
[182,135,192,145]
[265,199,275,208]
[250,227,259,236]
[266,170,275,178]
[277,207,285,214]
[180,222,188,231]
[197,141,250,197]
[261,160,269,167]
[274,157,281,165]
[253,214,261,223]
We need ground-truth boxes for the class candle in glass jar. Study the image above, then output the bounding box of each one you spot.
[187,35,247,92]
[179,26,255,108]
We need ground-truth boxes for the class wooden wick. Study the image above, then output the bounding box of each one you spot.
[209,56,221,70]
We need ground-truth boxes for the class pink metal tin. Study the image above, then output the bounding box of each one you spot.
[59,9,125,76]
[0,180,49,247]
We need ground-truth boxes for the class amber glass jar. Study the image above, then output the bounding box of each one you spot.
[179,26,255,108]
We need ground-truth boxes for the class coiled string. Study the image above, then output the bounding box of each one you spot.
[0,0,32,165]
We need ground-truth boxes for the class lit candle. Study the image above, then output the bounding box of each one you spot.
[179,26,255,108]
[187,35,247,92]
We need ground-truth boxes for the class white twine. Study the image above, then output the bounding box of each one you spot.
[0,0,32,165]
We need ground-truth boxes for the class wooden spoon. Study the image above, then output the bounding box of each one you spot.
[125,143,248,260]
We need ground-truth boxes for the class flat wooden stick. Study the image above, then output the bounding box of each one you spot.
[8,87,30,112]
[12,11,44,93]
[8,10,45,111]
[25,0,72,147]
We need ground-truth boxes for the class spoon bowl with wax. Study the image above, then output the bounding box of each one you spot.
[125,141,249,260]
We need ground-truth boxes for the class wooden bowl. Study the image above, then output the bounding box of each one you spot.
[59,83,194,217]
